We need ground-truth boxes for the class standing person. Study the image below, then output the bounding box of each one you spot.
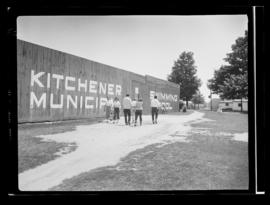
[182,103,187,112]
[131,98,137,126]
[113,97,121,124]
[109,98,114,122]
[122,94,132,125]
[161,103,166,114]
[179,100,184,112]
[104,96,113,122]
[135,98,143,126]
[151,95,161,124]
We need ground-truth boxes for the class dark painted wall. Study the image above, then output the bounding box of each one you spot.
[17,40,180,123]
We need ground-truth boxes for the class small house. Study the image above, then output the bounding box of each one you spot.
[218,100,233,111]
[208,98,221,111]
[232,99,248,112]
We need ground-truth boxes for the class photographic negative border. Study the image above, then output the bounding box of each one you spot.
[6,0,266,197]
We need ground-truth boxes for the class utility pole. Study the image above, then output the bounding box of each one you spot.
[211,92,212,111]
[208,90,212,111]
[179,82,181,112]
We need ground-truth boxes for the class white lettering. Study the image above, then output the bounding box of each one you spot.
[31,70,45,87]
[99,82,107,95]
[150,91,155,99]
[78,78,87,92]
[150,90,178,102]
[52,74,64,89]
[100,97,107,109]
[65,76,76,91]
[67,95,77,109]
[96,97,99,109]
[108,84,114,95]
[80,96,83,109]
[85,96,94,109]
[116,85,122,96]
[89,80,97,93]
[30,92,46,109]
[160,93,165,100]
[164,93,169,101]
[50,93,63,108]
[135,87,139,94]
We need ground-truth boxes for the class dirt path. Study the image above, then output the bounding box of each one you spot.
[19,111,209,191]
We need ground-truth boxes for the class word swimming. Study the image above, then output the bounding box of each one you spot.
[30,70,122,110]
[150,91,178,102]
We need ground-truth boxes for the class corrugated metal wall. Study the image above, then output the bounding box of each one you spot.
[17,39,180,123]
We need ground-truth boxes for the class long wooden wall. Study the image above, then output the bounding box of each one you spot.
[17,39,180,123]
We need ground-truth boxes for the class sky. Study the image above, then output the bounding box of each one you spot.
[17,15,248,102]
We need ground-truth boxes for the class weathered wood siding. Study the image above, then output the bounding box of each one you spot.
[17,39,180,123]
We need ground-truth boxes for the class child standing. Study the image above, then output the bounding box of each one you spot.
[113,97,121,124]
[104,97,113,122]
[135,98,143,126]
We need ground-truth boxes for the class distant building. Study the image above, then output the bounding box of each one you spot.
[208,98,221,111]
[187,101,194,109]
[218,100,233,111]
[232,99,248,112]
[218,99,248,112]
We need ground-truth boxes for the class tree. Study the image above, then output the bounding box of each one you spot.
[220,73,248,112]
[224,30,248,75]
[191,92,205,110]
[168,51,202,107]
[207,30,248,111]
[207,65,231,96]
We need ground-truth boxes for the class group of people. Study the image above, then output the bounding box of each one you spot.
[104,94,161,126]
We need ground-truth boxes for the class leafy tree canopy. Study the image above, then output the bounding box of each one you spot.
[191,92,205,105]
[168,51,202,103]
[208,30,248,100]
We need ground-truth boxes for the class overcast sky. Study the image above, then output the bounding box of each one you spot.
[17,15,248,102]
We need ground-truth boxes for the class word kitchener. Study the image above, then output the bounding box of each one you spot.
[30,70,122,110]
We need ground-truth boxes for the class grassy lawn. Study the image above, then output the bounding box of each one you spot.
[190,110,248,133]
[166,110,194,116]
[50,110,249,191]
[18,119,100,173]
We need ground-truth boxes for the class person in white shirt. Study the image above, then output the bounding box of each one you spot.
[104,96,113,122]
[113,97,121,123]
[150,95,161,124]
[122,94,132,125]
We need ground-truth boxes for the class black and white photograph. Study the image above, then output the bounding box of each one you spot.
[14,14,253,192]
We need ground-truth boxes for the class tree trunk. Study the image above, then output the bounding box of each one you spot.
[186,100,188,109]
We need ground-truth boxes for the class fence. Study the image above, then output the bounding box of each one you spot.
[17,39,180,123]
